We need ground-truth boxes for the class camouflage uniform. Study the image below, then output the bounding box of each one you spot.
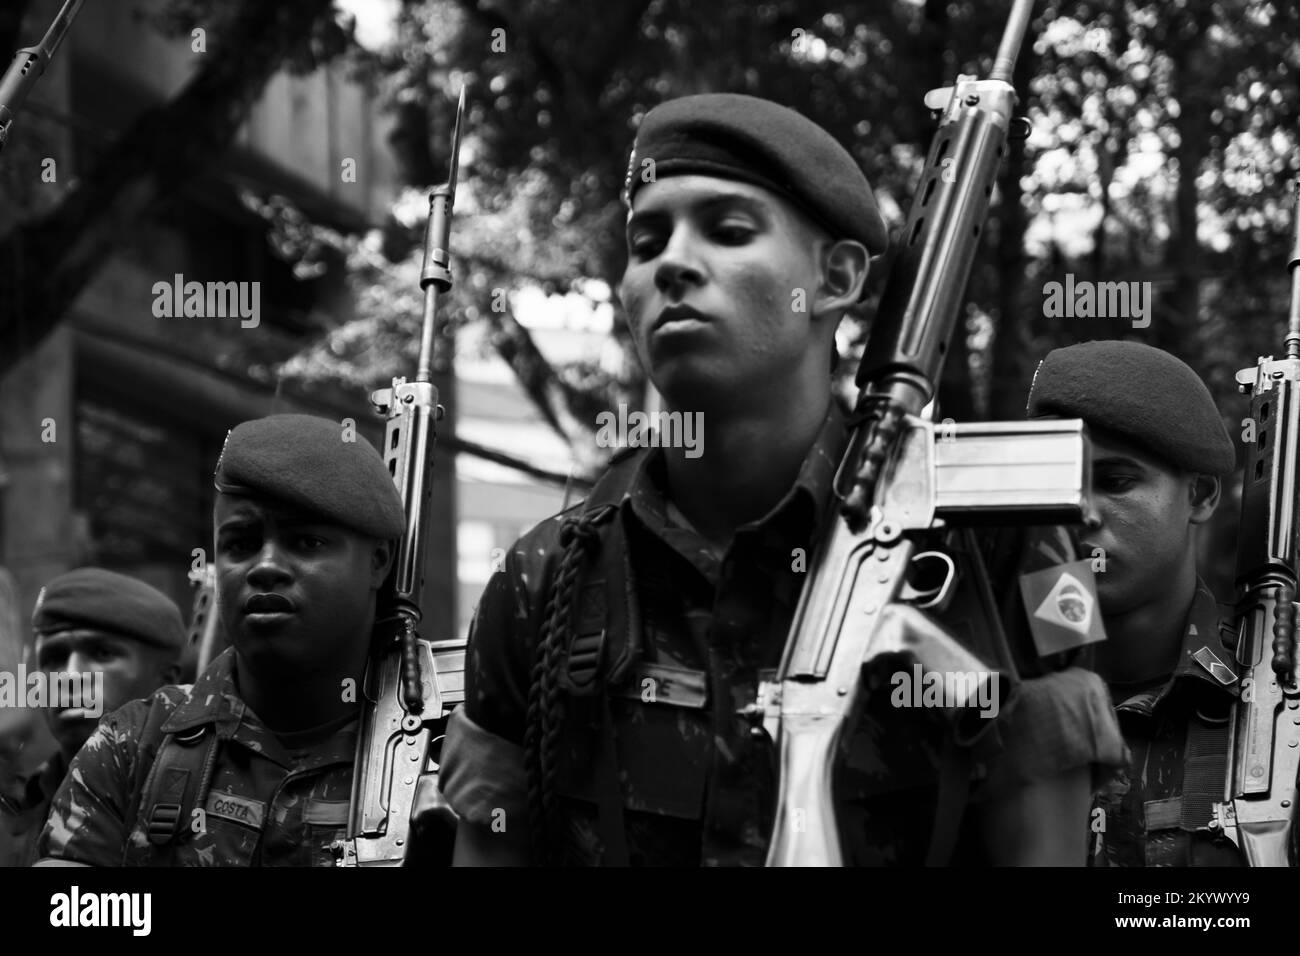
[442,406,1126,865]
[37,648,356,866]
[1090,581,1242,867]
[1,753,65,866]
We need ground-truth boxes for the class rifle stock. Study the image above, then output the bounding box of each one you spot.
[1215,185,1300,866]
[763,0,1095,866]
[334,90,468,867]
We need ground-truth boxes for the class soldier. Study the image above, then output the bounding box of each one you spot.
[1,568,184,866]
[1026,339,1241,866]
[440,93,1125,866]
[35,414,404,866]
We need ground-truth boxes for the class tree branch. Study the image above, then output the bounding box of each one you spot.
[0,0,339,373]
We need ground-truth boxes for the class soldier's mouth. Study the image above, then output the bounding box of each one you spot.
[244,611,298,628]
[243,593,299,628]
[652,304,711,332]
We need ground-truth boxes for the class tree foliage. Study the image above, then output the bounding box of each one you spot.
[5,0,1300,591]
[0,0,360,370]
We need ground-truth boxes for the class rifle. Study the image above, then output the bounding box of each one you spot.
[1215,185,1300,866]
[0,0,85,155]
[759,0,1095,866]
[332,90,467,866]
[184,563,225,681]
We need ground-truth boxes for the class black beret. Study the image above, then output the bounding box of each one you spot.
[214,414,405,539]
[1027,340,1235,475]
[33,568,185,651]
[625,93,889,256]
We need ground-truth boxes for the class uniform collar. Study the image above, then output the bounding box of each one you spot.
[1111,579,1237,715]
[1171,582,1237,687]
[623,400,848,537]
[158,647,358,770]
[159,646,247,737]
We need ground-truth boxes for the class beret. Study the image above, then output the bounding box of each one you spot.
[625,93,889,256]
[33,568,185,651]
[1027,340,1235,475]
[214,414,405,539]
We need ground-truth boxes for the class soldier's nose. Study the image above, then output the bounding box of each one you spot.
[653,229,704,295]
[1080,495,1102,530]
[247,543,292,587]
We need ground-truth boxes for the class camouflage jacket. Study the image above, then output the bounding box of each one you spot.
[1,752,64,867]
[37,648,357,866]
[441,406,1125,866]
[1089,581,1243,867]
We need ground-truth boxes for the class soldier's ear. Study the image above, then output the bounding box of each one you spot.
[1189,474,1220,524]
[369,538,396,588]
[814,240,869,319]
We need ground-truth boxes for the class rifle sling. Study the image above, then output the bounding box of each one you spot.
[134,721,221,864]
[1143,709,1231,867]
[925,734,972,866]
[593,687,630,866]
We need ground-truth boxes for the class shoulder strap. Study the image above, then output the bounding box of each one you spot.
[925,737,973,866]
[1180,711,1231,832]
[125,705,220,865]
[559,447,646,695]
[527,448,645,865]
[1141,708,1231,867]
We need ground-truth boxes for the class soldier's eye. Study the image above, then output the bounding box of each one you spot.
[628,232,664,260]
[713,220,755,244]
[296,535,328,551]
[220,536,257,557]
[1097,475,1137,493]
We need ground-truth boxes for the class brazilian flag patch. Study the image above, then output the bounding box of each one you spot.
[1018,559,1106,656]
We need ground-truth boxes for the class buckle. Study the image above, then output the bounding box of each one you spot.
[173,725,206,745]
[565,629,605,695]
[146,803,182,845]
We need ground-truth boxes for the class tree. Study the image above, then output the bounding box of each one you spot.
[12,0,1300,530]
[276,0,1026,450]
[0,0,356,372]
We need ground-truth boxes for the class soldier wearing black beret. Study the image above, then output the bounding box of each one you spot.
[1028,339,1242,866]
[441,93,1124,867]
[37,414,407,866]
[0,568,184,866]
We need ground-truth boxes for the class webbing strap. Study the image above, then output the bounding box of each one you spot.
[1181,715,1230,832]
[593,688,630,866]
[925,735,972,866]
[1142,712,1230,867]
[137,725,219,858]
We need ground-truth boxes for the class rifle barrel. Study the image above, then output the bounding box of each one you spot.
[415,88,466,383]
[38,0,85,59]
[990,0,1035,83]
[1287,183,1300,358]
